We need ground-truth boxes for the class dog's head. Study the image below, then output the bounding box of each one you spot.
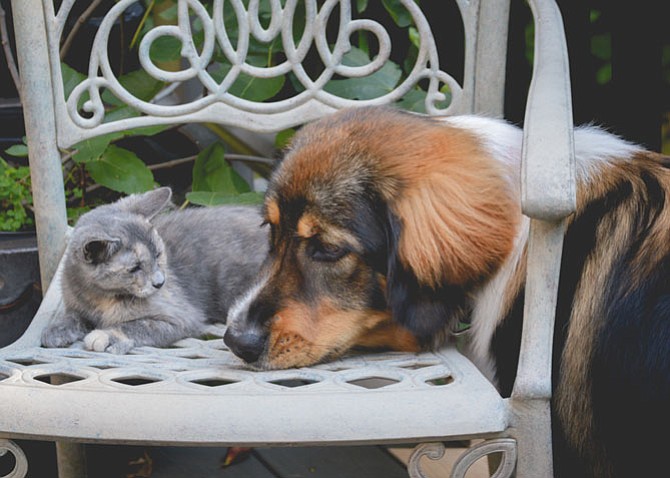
[224,106,520,369]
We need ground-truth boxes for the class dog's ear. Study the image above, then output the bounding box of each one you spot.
[383,124,520,291]
[390,180,518,290]
[385,211,469,346]
[383,167,517,345]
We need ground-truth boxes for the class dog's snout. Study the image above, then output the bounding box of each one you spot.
[223,328,267,364]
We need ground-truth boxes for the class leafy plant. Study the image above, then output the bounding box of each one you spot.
[0,157,33,232]
[2,0,438,230]
[186,143,264,206]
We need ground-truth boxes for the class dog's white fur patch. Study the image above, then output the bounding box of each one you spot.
[441,116,644,383]
[226,272,269,329]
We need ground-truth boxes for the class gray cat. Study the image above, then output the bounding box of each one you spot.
[41,187,267,354]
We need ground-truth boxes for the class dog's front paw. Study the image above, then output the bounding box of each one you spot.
[84,329,135,354]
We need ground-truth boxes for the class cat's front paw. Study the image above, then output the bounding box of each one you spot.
[42,324,85,348]
[83,330,111,351]
[84,329,135,354]
[106,339,135,355]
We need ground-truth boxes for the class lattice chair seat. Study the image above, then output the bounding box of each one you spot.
[2,1,575,477]
[1,276,508,445]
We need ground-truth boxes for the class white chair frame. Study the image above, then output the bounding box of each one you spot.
[1,1,575,477]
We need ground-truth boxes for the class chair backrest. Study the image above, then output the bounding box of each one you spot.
[12,0,521,290]
[12,0,575,417]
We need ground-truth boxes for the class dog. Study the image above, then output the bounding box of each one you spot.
[223,105,670,477]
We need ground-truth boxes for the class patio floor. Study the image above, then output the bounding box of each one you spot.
[7,440,490,477]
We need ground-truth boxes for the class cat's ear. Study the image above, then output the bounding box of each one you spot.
[120,187,173,219]
[81,236,121,264]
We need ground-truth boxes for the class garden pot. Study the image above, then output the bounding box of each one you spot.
[0,231,41,347]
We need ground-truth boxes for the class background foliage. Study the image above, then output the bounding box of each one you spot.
[1,0,668,231]
[1,0,442,231]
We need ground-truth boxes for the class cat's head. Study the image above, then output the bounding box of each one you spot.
[66,188,173,299]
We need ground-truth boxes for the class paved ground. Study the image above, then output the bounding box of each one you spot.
[6,441,409,478]
[4,440,490,477]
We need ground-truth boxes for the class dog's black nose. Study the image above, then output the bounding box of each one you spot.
[223,328,267,364]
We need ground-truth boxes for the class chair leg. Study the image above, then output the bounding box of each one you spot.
[56,442,87,478]
[407,440,516,478]
[510,398,553,478]
[0,439,28,477]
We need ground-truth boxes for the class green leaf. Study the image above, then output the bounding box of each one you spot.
[72,132,124,164]
[120,69,165,101]
[104,105,141,123]
[403,40,419,75]
[524,22,534,65]
[210,63,285,101]
[5,144,29,157]
[157,3,178,22]
[0,162,33,231]
[324,48,402,100]
[382,0,413,28]
[66,205,91,226]
[233,74,285,101]
[71,111,168,164]
[275,129,296,150]
[149,35,182,64]
[86,145,154,194]
[61,62,86,100]
[124,124,172,137]
[98,106,169,135]
[191,143,251,194]
[591,33,611,61]
[101,70,165,106]
[408,26,420,49]
[396,86,452,113]
[596,64,612,85]
[358,34,371,57]
[186,191,264,207]
[396,88,428,113]
[589,9,602,23]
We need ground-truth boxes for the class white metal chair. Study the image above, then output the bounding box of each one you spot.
[1,1,575,477]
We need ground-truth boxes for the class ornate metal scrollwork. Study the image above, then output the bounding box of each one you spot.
[408,442,446,478]
[408,438,517,478]
[56,0,461,129]
[0,439,28,478]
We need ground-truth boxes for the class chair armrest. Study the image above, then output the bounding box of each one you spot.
[521,0,576,221]
[513,0,575,400]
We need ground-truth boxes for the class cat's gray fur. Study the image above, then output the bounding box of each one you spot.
[41,187,267,354]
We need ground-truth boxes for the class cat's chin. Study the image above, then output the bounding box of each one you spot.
[114,289,156,301]
[132,288,160,299]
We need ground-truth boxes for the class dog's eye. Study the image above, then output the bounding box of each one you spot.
[129,263,142,273]
[308,239,348,262]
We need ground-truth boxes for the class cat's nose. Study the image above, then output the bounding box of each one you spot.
[152,271,165,289]
[223,327,267,364]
